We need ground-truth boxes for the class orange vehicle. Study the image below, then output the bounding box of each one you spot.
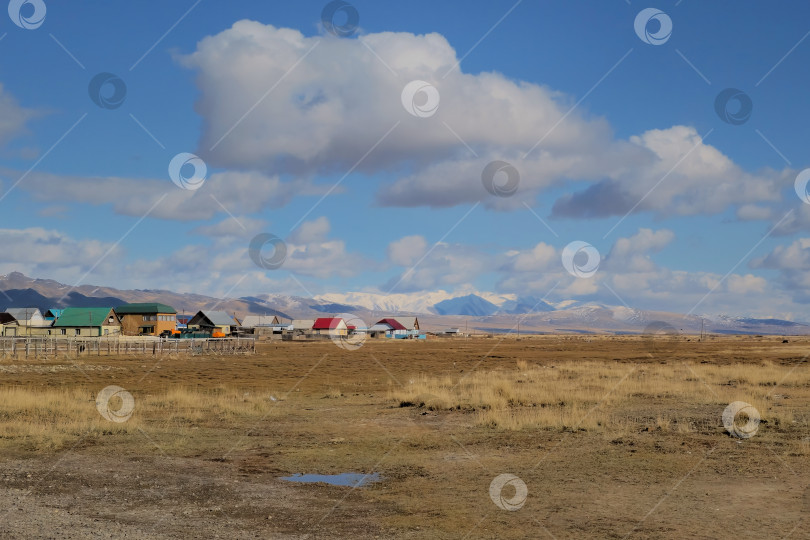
[211,331,226,338]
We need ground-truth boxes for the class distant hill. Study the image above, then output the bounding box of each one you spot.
[0,272,289,320]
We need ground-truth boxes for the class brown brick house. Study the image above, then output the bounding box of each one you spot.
[116,303,177,336]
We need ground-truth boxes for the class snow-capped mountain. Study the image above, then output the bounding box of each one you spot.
[313,291,555,316]
[312,290,459,314]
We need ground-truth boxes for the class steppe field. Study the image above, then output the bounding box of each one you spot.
[0,335,808,539]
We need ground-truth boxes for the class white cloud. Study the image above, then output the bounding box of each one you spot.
[382,242,490,293]
[124,217,370,288]
[289,216,330,244]
[387,235,427,266]
[736,204,773,221]
[605,228,674,272]
[0,227,119,279]
[0,84,38,145]
[502,242,558,272]
[14,169,317,222]
[176,22,788,217]
[180,22,616,177]
[752,238,810,270]
[726,274,767,295]
[282,217,372,279]
[552,127,788,218]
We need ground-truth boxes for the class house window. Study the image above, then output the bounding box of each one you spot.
[104,329,109,335]
[75,329,81,336]
[60,329,66,335]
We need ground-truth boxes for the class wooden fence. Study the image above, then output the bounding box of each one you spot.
[0,337,256,358]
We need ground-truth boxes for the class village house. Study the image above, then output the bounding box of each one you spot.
[369,317,422,338]
[0,313,18,336]
[240,315,285,340]
[312,317,347,337]
[5,308,48,329]
[52,307,122,336]
[188,311,237,336]
[116,303,177,336]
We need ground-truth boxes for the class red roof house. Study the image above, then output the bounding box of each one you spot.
[312,317,348,336]
[376,318,407,331]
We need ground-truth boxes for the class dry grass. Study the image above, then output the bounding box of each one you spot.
[0,386,280,451]
[391,360,810,433]
[0,338,808,538]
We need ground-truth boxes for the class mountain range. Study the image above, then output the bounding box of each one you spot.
[0,272,807,335]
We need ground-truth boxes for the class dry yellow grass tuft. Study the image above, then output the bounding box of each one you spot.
[0,386,281,451]
[391,360,810,433]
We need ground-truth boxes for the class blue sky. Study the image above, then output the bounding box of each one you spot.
[2,0,810,318]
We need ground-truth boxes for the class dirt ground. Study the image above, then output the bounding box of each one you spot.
[0,334,808,539]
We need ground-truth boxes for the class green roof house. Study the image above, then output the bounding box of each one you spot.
[53,307,121,337]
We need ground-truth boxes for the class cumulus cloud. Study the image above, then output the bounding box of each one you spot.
[767,203,810,236]
[485,227,796,317]
[752,238,810,271]
[0,227,119,279]
[552,127,789,219]
[605,228,674,272]
[501,242,558,273]
[176,22,788,217]
[387,235,427,266]
[12,169,316,222]
[382,241,491,293]
[0,84,38,145]
[736,204,774,221]
[289,216,330,244]
[127,217,371,288]
[179,22,617,177]
[281,217,373,279]
[726,274,767,295]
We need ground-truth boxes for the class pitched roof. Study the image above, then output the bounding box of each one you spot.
[53,308,117,327]
[115,303,177,315]
[240,315,280,328]
[376,318,406,331]
[5,308,42,321]
[313,317,346,330]
[43,309,64,318]
[0,313,17,325]
[190,310,236,327]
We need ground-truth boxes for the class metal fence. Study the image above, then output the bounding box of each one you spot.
[0,336,256,358]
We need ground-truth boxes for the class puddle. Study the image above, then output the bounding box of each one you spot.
[281,472,381,487]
